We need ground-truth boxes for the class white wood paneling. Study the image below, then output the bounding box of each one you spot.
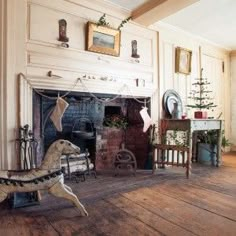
[202,54,224,119]
[152,23,230,146]
[26,2,156,94]
[121,32,153,66]
[19,0,158,150]
[159,40,198,118]
[0,0,158,169]
[0,0,27,169]
[20,0,157,129]
[230,55,236,150]
[29,4,86,50]
[0,0,7,169]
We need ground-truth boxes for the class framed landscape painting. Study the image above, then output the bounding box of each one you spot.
[175,47,192,75]
[87,22,120,57]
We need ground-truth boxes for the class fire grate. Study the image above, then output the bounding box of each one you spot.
[113,144,137,176]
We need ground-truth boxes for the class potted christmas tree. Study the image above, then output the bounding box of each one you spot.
[187,68,216,119]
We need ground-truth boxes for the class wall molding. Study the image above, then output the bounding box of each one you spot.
[65,0,130,20]
[0,0,7,169]
[0,0,27,169]
[153,22,231,52]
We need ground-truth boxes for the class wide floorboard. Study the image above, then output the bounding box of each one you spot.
[0,153,236,236]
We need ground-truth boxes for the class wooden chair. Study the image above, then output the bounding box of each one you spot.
[152,144,191,178]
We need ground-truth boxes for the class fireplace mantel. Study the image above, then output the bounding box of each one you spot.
[19,72,156,127]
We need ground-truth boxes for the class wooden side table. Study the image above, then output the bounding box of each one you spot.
[160,119,223,174]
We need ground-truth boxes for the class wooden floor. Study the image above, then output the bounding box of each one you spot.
[1,154,236,236]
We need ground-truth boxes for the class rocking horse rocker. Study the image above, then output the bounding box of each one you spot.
[0,139,88,216]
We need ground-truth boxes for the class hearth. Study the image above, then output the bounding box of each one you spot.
[33,90,150,171]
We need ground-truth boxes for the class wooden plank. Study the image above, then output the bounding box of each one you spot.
[0,213,58,236]
[189,167,236,197]
[76,174,157,201]
[12,214,58,236]
[47,200,160,236]
[44,204,93,235]
[107,194,195,236]
[0,153,235,235]
[91,200,161,236]
[0,214,26,236]
[151,182,236,221]
[122,187,236,236]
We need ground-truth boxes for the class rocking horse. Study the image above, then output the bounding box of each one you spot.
[0,139,88,216]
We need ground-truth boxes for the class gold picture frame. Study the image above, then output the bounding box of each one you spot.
[175,47,192,75]
[86,22,120,57]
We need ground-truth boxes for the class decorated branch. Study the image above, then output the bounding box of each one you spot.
[187,68,217,111]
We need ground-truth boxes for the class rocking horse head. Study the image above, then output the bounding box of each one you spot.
[54,139,80,155]
[40,139,80,170]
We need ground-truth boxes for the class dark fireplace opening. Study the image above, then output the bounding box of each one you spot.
[33,90,151,171]
[105,106,121,116]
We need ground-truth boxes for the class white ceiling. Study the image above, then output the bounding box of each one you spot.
[106,0,236,50]
[160,0,236,50]
[105,0,148,11]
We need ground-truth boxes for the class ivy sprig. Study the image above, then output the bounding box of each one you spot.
[97,14,110,27]
[117,16,132,30]
[96,14,131,30]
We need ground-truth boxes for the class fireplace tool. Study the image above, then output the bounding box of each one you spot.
[16,124,38,170]
[10,124,40,208]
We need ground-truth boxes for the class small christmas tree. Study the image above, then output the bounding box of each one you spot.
[187,68,216,118]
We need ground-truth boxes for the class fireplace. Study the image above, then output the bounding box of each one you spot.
[33,90,150,171]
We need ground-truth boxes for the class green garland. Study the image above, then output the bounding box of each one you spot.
[97,14,131,30]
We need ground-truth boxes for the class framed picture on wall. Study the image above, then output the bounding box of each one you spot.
[175,47,192,75]
[86,22,120,57]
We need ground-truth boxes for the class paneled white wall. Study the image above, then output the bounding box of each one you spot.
[159,40,199,118]
[0,0,158,169]
[0,0,232,169]
[152,23,230,141]
[21,0,158,127]
[26,2,156,92]
[201,54,224,119]
[230,54,236,150]
[0,0,7,169]
[0,0,27,169]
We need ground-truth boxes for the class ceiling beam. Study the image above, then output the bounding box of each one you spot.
[132,0,199,26]
[230,50,236,57]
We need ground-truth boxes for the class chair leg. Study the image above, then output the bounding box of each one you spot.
[186,151,191,178]
[152,147,156,174]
